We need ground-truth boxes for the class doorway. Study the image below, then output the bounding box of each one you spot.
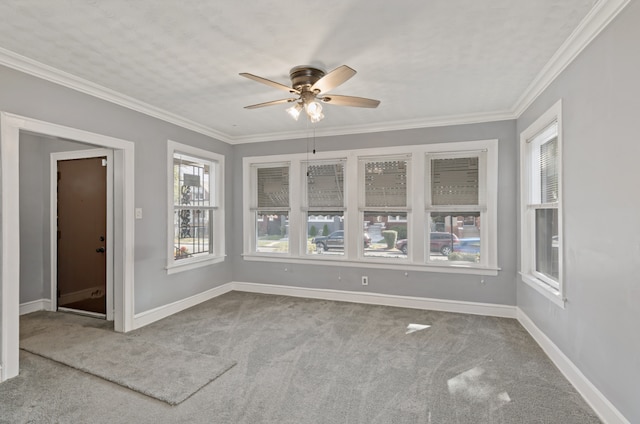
[54,152,113,318]
[1,112,136,382]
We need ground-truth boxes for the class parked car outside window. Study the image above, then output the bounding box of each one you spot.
[312,230,372,251]
[395,232,459,255]
[454,237,480,254]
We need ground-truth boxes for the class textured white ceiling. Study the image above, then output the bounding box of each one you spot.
[0,0,600,143]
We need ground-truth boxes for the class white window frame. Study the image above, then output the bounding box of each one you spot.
[247,161,293,256]
[242,139,499,276]
[519,100,565,307]
[166,140,225,274]
[359,154,412,262]
[425,150,488,267]
[302,159,347,257]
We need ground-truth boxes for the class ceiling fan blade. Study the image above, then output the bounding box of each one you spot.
[239,73,299,94]
[244,98,298,109]
[320,94,380,108]
[310,65,356,93]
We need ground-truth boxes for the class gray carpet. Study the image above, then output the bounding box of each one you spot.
[20,322,236,405]
[2,292,601,423]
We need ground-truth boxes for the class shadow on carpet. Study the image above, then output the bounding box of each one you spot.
[20,324,236,405]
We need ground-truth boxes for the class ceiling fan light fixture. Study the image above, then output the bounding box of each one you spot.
[240,64,379,125]
[286,102,303,120]
[305,101,324,123]
[309,112,324,123]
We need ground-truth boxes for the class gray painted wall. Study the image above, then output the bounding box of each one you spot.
[18,134,47,303]
[516,2,640,421]
[232,120,518,305]
[1,65,233,314]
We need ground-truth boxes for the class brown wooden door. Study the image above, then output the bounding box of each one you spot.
[57,157,107,315]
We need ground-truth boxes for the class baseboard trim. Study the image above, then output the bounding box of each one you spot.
[131,281,516,331]
[516,308,630,424]
[232,282,517,318]
[19,299,52,316]
[132,283,234,330]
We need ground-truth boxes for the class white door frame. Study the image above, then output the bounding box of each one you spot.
[51,149,114,321]
[0,112,136,382]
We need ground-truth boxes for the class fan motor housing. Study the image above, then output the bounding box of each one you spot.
[289,66,325,90]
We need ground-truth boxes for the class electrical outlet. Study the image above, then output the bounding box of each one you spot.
[362,276,368,286]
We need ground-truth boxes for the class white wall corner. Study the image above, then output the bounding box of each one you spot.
[19,299,53,316]
[512,0,631,117]
[516,308,630,424]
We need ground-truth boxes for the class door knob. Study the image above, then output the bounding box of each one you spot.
[96,247,105,253]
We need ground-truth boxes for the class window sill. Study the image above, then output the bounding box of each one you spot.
[242,254,500,276]
[520,272,565,308]
[166,255,225,275]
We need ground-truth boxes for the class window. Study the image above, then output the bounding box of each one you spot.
[167,141,224,273]
[426,155,483,265]
[243,139,498,275]
[520,100,563,306]
[361,157,410,259]
[253,164,290,254]
[305,160,345,255]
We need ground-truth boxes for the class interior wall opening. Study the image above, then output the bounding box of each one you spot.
[1,112,135,382]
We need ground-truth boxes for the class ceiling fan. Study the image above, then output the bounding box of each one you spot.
[239,65,380,123]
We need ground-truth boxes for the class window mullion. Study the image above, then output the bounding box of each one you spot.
[409,153,424,261]
[344,154,360,259]
[288,159,301,255]
[528,202,558,210]
[427,205,484,212]
[174,205,217,210]
[252,207,291,212]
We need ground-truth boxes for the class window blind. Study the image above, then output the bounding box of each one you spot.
[364,160,408,208]
[306,162,344,208]
[257,166,289,208]
[539,137,559,203]
[431,157,479,205]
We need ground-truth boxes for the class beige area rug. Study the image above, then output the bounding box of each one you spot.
[20,324,236,405]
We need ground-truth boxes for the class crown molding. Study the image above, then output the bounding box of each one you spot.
[0,47,234,144]
[227,110,516,144]
[511,0,631,117]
